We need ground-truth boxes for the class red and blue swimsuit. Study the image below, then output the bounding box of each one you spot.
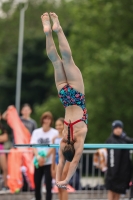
[58,84,88,139]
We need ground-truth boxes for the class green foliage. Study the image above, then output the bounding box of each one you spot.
[33,96,64,125]
[0,0,133,143]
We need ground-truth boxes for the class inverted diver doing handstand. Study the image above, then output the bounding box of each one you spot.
[41,12,88,189]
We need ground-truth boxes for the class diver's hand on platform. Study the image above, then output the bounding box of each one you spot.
[55,180,69,190]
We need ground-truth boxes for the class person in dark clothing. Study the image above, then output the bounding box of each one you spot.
[105,120,133,200]
[2,104,37,191]
[20,104,37,191]
[20,103,37,134]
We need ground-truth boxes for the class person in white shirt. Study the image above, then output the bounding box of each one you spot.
[30,111,58,200]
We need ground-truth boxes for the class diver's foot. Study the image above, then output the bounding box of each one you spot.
[41,12,51,35]
[50,12,61,33]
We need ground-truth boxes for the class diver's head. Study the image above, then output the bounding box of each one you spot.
[62,142,75,162]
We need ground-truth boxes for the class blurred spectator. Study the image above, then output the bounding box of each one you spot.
[20,103,37,134]
[30,111,58,200]
[1,106,35,193]
[105,120,133,200]
[0,112,8,191]
[20,103,37,191]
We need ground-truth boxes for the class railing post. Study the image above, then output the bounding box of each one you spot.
[15,3,28,113]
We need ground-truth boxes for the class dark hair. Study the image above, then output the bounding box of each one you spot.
[62,121,75,162]
[40,111,53,126]
[21,103,31,110]
[62,143,75,162]
[56,117,64,124]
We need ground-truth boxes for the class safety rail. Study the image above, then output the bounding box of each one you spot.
[0,149,132,199]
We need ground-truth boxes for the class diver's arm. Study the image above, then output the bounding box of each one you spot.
[64,140,84,183]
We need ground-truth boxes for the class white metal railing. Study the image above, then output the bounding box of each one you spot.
[0,149,132,199]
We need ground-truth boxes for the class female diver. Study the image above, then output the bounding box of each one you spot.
[41,12,88,189]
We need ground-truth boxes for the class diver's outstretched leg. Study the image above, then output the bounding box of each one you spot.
[50,12,84,94]
[41,12,67,92]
